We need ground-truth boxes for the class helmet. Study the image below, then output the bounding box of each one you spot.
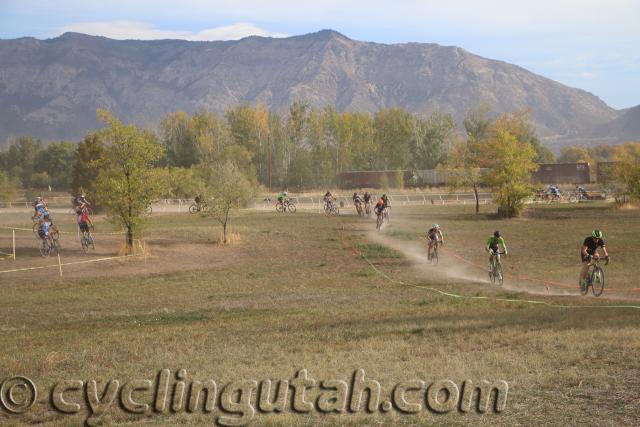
[382,194,387,198]
[353,193,357,197]
[592,229,603,239]
[433,224,440,229]
[494,230,501,238]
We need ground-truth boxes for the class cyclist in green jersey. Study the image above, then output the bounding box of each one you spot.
[486,230,508,272]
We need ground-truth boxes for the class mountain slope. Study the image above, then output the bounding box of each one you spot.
[0,30,626,146]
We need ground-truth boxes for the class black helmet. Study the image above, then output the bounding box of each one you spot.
[494,230,501,238]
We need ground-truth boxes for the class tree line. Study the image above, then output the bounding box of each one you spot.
[1,103,639,218]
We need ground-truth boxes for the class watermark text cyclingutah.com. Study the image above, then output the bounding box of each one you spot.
[0,369,508,426]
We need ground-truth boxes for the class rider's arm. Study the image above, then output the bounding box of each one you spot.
[438,230,444,243]
[601,244,609,258]
[581,244,590,257]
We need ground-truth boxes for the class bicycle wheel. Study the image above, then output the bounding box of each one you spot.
[81,234,89,253]
[496,263,504,286]
[32,222,39,238]
[287,203,297,213]
[39,239,51,257]
[189,204,199,214]
[591,267,605,296]
[489,262,496,284]
[332,206,339,216]
[580,278,589,296]
[429,245,438,265]
[376,214,383,231]
[275,203,284,213]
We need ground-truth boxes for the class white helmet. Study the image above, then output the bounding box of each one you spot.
[433,224,440,229]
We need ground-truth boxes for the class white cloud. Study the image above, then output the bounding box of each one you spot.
[56,21,288,41]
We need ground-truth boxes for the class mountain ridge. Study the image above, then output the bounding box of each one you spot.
[0,30,635,147]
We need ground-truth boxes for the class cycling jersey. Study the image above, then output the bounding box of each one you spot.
[583,236,605,255]
[77,211,89,225]
[40,221,51,236]
[486,236,506,252]
[427,228,441,240]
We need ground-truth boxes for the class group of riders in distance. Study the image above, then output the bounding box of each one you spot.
[31,193,94,256]
[534,184,591,202]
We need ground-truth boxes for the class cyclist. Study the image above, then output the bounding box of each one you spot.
[33,196,48,219]
[37,214,54,246]
[363,192,371,204]
[486,231,508,272]
[323,191,335,210]
[575,185,590,200]
[353,192,364,212]
[426,224,444,260]
[276,191,290,210]
[580,230,609,291]
[374,196,386,218]
[77,207,94,236]
[73,193,90,213]
[381,194,390,221]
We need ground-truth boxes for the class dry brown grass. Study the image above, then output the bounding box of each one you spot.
[0,204,638,426]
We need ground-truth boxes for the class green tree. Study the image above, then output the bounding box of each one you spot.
[0,170,16,202]
[71,132,105,202]
[35,142,76,190]
[5,136,42,188]
[444,134,487,214]
[373,109,414,170]
[201,161,255,244]
[484,115,538,217]
[558,146,593,164]
[159,111,199,167]
[611,142,640,201]
[94,110,165,252]
[412,112,455,169]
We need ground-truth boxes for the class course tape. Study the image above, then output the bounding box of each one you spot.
[0,254,143,274]
[1,226,126,236]
[344,231,640,310]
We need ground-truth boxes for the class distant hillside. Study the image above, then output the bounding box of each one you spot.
[594,105,640,141]
[0,30,634,147]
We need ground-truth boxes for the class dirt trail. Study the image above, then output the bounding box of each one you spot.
[361,220,640,303]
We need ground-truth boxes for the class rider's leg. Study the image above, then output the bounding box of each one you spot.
[579,259,591,284]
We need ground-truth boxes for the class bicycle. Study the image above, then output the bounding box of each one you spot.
[427,239,441,265]
[365,201,372,217]
[39,235,60,257]
[80,227,95,253]
[33,222,60,242]
[324,200,339,216]
[276,199,296,213]
[581,256,607,297]
[488,250,506,286]
[383,206,390,224]
[189,201,209,214]
[355,201,364,217]
[375,209,385,231]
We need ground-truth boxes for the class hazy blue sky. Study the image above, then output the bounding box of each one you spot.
[1,0,638,109]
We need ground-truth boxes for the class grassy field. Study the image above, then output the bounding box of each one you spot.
[0,202,639,426]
